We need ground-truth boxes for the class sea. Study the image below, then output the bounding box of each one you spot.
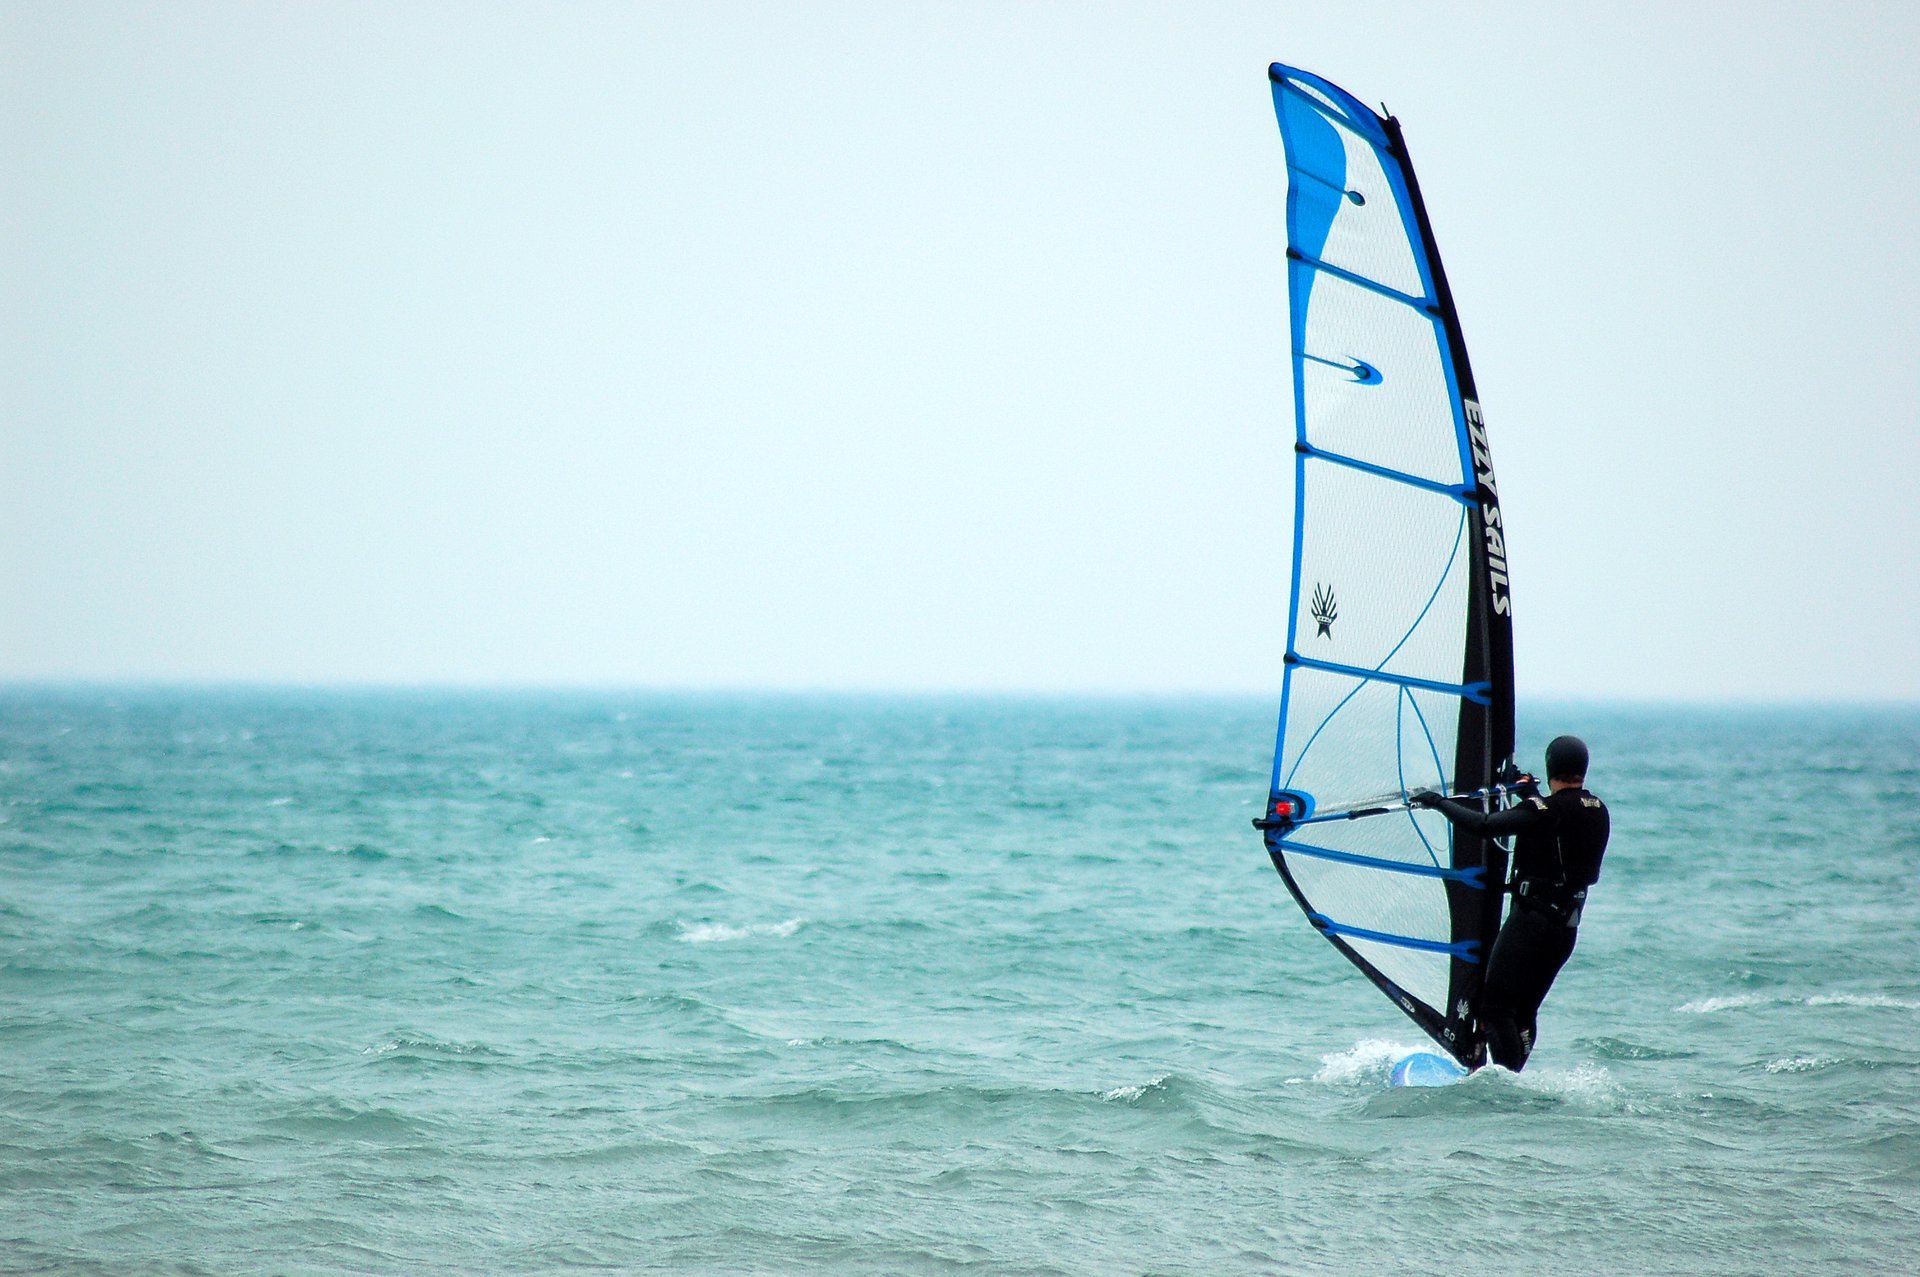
[2,689,1916,1275]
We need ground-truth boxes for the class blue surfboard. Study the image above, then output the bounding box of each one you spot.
[1388,1051,1470,1087]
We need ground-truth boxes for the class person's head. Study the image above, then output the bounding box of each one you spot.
[1544,735,1589,787]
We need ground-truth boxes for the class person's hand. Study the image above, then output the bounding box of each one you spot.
[1409,788,1444,809]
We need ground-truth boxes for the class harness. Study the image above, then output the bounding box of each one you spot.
[1511,877,1586,927]
[1509,796,1586,927]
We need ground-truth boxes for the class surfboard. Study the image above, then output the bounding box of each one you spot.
[1388,1050,1471,1088]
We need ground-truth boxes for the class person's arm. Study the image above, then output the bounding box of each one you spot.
[1410,791,1549,836]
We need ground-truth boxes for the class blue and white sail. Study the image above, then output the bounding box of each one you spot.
[1257,65,1516,1067]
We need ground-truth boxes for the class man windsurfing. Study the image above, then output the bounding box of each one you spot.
[1414,735,1609,1071]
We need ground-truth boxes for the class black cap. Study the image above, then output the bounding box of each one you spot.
[1545,735,1589,781]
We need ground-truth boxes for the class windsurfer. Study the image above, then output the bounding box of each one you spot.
[1413,735,1609,1071]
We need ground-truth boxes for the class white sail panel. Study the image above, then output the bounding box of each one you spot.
[1292,463,1472,687]
[1296,270,1462,484]
[1273,670,1462,816]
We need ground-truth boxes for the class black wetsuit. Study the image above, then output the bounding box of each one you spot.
[1428,786,1610,1071]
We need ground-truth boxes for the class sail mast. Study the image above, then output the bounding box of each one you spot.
[1384,110,1515,1053]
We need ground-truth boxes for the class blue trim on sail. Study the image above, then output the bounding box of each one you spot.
[1271,59,1343,804]
[1286,654,1492,705]
[1394,689,1441,867]
[1270,64,1392,149]
[1287,248,1433,313]
[1301,352,1381,384]
[1307,914,1482,961]
[1399,687,1452,866]
[1387,508,1469,667]
[1276,84,1347,330]
[1278,838,1485,887]
[1387,507,1470,865]
[1269,415,1311,800]
[1298,444,1475,502]
[1286,162,1361,206]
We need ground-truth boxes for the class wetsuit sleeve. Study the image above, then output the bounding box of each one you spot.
[1427,796,1548,836]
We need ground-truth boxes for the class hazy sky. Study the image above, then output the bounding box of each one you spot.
[5,2,1916,699]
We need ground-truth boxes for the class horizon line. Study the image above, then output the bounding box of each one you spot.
[1,677,1915,710]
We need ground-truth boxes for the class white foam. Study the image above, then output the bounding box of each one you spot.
[1514,1061,1620,1104]
[1764,1056,1840,1074]
[677,918,804,944]
[1102,1073,1170,1102]
[1806,993,1920,1011]
[1679,991,1920,1014]
[1313,1038,1421,1086]
[1677,994,1767,1014]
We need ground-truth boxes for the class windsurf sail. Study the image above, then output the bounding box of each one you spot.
[1256,64,1516,1068]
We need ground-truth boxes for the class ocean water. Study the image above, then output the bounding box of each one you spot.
[2,690,1916,1275]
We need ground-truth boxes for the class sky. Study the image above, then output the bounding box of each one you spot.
[4,1,1916,700]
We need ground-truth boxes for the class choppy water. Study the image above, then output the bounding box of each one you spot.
[2,690,1916,1274]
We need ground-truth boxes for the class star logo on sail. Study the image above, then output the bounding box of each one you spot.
[1310,582,1338,638]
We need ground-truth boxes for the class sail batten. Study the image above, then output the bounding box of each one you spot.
[1260,63,1515,1068]
[1298,445,1478,500]
[1286,249,1437,311]
[1277,839,1485,884]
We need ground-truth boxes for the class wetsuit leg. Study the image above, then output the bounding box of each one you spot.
[1480,904,1577,1071]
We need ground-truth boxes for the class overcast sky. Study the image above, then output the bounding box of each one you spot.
[4,2,1915,699]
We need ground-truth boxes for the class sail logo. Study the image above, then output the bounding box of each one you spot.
[1310,582,1338,637]
[1465,400,1512,617]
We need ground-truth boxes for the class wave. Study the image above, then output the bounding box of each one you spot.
[1100,1073,1174,1104]
[1583,1035,1697,1061]
[717,1070,1233,1132]
[1763,1055,1842,1074]
[779,1034,928,1058]
[1676,993,1769,1014]
[1678,991,1920,1014]
[1511,1062,1622,1106]
[677,918,803,944]
[611,991,771,1047]
[262,1099,437,1142]
[362,1033,510,1065]
[1806,993,1920,1010]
